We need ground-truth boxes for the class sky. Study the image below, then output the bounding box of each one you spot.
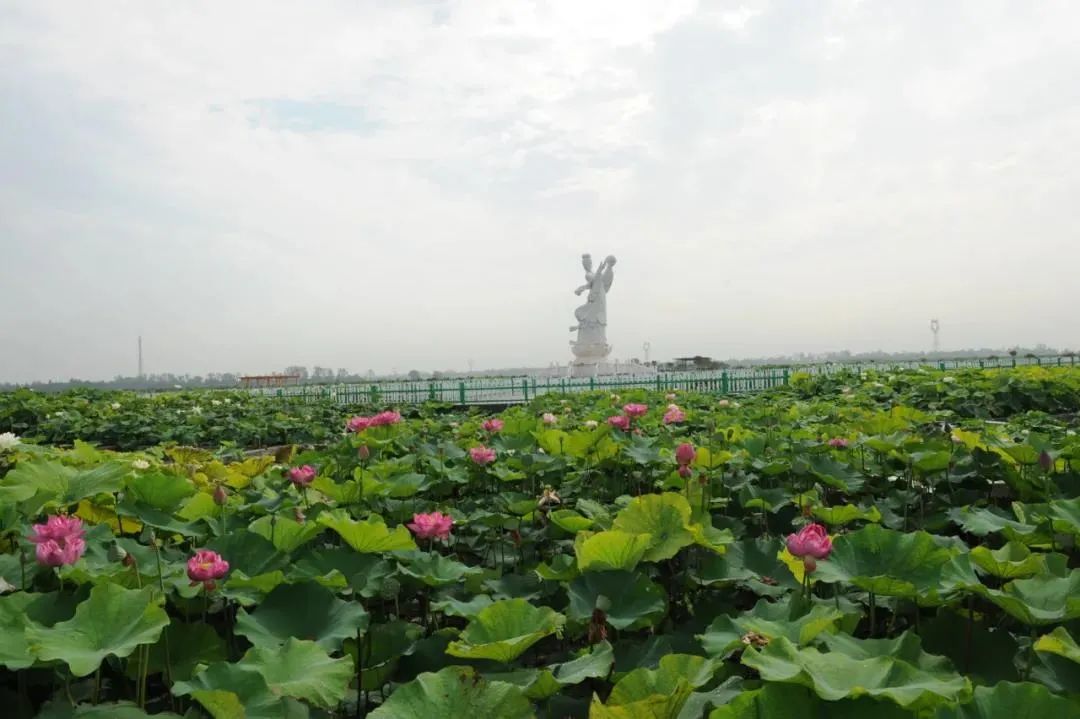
[1,1,1078,382]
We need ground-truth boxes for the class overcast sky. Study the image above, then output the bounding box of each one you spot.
[2,1,1078,382]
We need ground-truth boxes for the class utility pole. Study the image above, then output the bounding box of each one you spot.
[642,342,651,364]
[930,319,940,354]
[138,334,144,377]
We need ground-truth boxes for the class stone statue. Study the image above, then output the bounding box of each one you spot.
[569,253,616,376]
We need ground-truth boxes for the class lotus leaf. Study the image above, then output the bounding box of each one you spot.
[446,598,565,663]
[369,666,534,719]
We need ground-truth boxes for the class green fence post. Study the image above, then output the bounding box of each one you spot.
[782,368,790,386]
[721,371,729,394]
[589,377,595,391]
[523,379,530,402]
[458,382,466,404]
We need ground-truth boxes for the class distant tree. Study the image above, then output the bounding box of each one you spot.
[284,366,309,380]
[407,370,421,381]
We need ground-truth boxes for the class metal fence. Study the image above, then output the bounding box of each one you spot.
[254,355,1077,406]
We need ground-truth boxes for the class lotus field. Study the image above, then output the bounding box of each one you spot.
[2,367,1080,718]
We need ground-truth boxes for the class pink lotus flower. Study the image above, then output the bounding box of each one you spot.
[187,549,229,590]
[786,523,832,572]
[678,465,693,479]
[357,445,371,461]
[482,418,504,433]
[675,442,696,466]
[827,438,849,449]
[663,407,686,424]
[347,415,373,433]
[370,410,402,427]
[28,516,86,567]
[288,465,317,487]
[623,403,648,418]
[542,413,558,425]
[407,511,454,541]
[29,515,84,543]
[470,446,496,466]
[607,415,630,431]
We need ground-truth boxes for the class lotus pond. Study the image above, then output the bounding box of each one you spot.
[1,366,1080,718]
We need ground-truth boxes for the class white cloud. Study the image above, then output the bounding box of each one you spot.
[1,0,1078,381]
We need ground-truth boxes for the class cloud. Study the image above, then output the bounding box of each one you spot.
[1,0,1078,381]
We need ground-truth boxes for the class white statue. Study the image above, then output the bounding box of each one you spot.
[569,253,616,376]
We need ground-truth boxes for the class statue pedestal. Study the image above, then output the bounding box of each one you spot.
[570,341,610,377]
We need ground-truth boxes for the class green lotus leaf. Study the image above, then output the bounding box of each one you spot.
[689,522,735,554]
[1035,626,1080,664]
[710,683,913,719]
[398,552,483,588]
[610,654,719,701]
[947,507,1046,545]
[239,638,353,710]
[575,530,652,572]
[741,633,971,711]
[813,525,958,601]
[369,666,534,719]
[318,510,418,553]
[0,591,49,670]
[353,620,424,691]
[433,594,494,619]
[132,620,227,682]
[222,570,288,606]
[567,570,667,630]
[35,701,184,719]
[611,493,696,562]
[812,504,882,526]
[920,610,1019,684]
[551,640,614,685]
[535,554,579,582]
[446,598,565,663]
[205,529,288,578]
[484,572,544,601]
[699,596,844,657]
[1017,497,1080,539]
[972,570,1080,625]
[692,538,799,593]
[25,584,169,677]
[172,660,304,719]
[931,681,1080,718]
[0,459,126,506]
[292,548,391,597]
[969,542,1047,579]
[125,470,196,511]
[248,515,325,552]
[235,582,369,651]
[590,684,693,719]
[549,509,594,533]
[807,455,866,493]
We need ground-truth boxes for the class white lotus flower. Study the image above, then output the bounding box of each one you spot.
[584,420,599,429]
[211,399,222,406]
[0,432,20,451]
[132,459,150,470]
[110,402,121,410]
[942,376,956,384]
[191,406,203,415]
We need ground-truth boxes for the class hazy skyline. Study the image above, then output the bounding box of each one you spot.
[2,1,1078,383]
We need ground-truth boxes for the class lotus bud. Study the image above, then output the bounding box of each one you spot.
[358,445,371,461]
[1039,450,1053,473]
[213,485,228,506]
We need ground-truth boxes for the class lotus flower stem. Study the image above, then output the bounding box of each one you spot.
[869,591,877,637]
